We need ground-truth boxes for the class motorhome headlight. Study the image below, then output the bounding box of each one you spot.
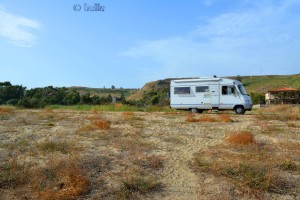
[245,100,251,104]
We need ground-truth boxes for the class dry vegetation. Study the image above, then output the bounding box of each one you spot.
[186,113,233,123]
[0,105,299,199]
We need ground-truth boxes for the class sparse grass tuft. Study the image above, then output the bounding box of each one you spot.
[122,111,135,120]
[185,114,199,122]
[287,122,298,128]
[31,157,89,200]
[79,119,111,131]
[0,158,30,188]
[134,154,165,170]
[198,115,218,122]
[223,163,269,190]
[219,114,232,122]
[186,114,233,123]
[91,119,111,130]
[120,168,161,194]
[225,131,255,145]
[37,140,72,154]
[279,160,298,172]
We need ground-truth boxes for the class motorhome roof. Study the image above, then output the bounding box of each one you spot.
[173,77,221,83]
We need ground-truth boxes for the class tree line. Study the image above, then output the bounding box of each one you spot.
[0,82,115,108]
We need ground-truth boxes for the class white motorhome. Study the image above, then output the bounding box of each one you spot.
[170,77,253,114]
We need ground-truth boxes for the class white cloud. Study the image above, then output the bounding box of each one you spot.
[123,0,300,77]
[0,8,41,47]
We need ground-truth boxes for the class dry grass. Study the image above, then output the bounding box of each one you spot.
[115,103,123,109]
[79,119,111,131]
[219,114,232,122]
[2,108,299,199]
[225,131,255,145]
[31,157,89,200]
[257,105,300,121]
[91,119,111,129]
[134,154,165,171]
[186,114,232,123]
[122,112,144,124]
[111,137,157,153]
[259,105,300,113]
[118,168,161,195]
[185,114,199,122]
[0,106,15,120]
[193,131,299,196]
[0,157,30,188]
[0,107,14,114]
[258,122,282,134]
[36,140,73,154]
[122,111,135,120]
[257,113,300,121]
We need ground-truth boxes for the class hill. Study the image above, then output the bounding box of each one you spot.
[127,74,300,102]
[228,74,300,93]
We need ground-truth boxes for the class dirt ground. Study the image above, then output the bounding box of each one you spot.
[0,108,299,200]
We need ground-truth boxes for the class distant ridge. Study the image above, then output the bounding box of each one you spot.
[69,86,88,89]
[127,74,300,101]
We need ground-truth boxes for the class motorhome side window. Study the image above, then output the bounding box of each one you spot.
[196,86,209,93]
[222,86,235,95]
[174,87,190,94]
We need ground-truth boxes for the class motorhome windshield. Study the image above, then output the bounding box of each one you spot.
[237,85,247,95]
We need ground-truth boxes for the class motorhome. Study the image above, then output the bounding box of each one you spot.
[170,77,253,114]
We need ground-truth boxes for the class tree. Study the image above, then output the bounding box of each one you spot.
[0,81,12,87]
[250,92,265,104]
[111,85,115,89]
[64,90,80,105]
[0,83,26,104]
[80,92,92,104]
[120,91,126,103]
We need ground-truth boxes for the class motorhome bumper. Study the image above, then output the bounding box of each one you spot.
[244,103,253,110]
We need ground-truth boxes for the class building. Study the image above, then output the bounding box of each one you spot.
[265,87,299,106]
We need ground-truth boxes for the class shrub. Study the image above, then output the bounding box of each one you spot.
[91,119,111,130]
[79,119,111,131]
[219,114,232,122]
[225,131,255,145]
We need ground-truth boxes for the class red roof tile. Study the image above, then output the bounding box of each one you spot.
[268,87,298,92]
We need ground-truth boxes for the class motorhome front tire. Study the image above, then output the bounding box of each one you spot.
[191,108,198,113]
[234,106,245,115]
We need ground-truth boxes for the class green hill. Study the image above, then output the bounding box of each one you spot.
[127,74,300,104]
[228,74,300,93]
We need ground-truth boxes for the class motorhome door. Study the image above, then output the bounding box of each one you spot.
[219,85,241,109]
[210,83,220,107]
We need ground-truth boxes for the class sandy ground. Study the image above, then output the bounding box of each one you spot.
[0,109,299,200]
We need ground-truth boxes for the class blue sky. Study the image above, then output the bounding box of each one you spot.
[0,0,299,89]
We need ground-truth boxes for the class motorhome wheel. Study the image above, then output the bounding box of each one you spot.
[234,106,245,115]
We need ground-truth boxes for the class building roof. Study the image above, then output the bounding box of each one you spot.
[268,87,298,93]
